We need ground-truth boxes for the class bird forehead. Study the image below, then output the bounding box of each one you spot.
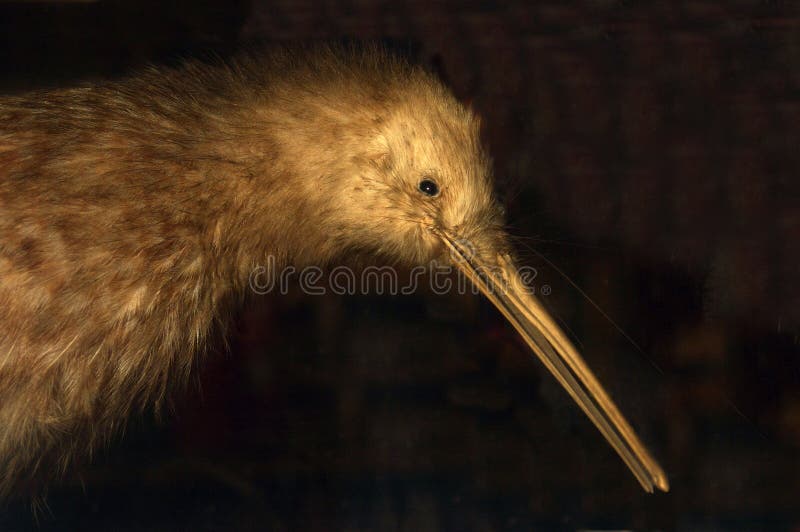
[386,120,477,170]
[385,99,475,143]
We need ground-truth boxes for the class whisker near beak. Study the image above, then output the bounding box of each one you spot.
[438,232,669,493]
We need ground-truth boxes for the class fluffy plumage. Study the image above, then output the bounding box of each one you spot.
[0,44,503,497]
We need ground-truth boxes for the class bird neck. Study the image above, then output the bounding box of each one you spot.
[193,99,359,292]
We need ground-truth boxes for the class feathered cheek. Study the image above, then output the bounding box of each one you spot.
[406,224,443,263]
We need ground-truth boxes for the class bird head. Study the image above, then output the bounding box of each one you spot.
[336,67,667,493]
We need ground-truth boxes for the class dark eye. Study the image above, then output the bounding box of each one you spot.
[418,179,439,197]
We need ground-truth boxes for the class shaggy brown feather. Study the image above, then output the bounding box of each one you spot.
[0,44,503,497]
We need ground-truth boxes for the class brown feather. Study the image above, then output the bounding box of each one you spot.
[0,44,502,497]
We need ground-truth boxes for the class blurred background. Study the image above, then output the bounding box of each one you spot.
[1,1,799,530]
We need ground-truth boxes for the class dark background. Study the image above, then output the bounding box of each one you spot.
[2,1,799,530]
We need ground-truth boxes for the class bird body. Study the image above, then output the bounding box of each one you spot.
[0,45,500,496]
[0,44,667,497]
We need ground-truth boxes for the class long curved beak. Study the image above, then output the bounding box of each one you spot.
[438,232,669,493]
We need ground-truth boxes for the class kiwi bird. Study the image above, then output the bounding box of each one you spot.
[0,44,668,497]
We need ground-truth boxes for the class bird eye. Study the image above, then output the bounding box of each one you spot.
[418,179,439,197]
